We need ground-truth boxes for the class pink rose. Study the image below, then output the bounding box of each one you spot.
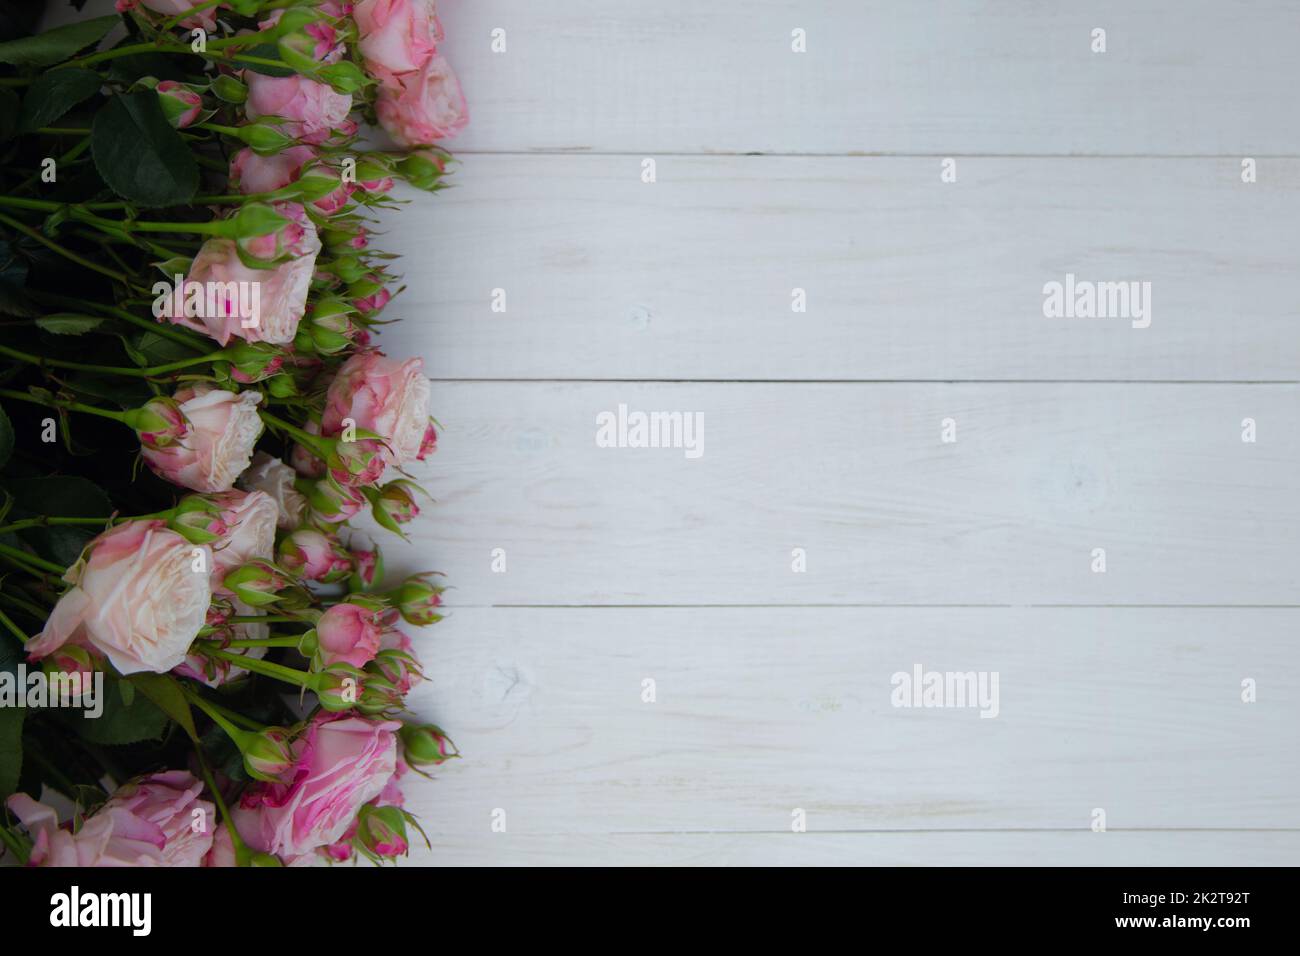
[25,521,211,675]
[279,528,353,582]
[316,602,383,667]
[321,351,431,466]
[207,489,279,582]
[141,385,264,493]
[374,628,422,694]
[230,145,318,195]
[156,80,203,128]
[237,201,312,265]
[168,223,321,346]
[238,451,309,529]
[234,714,400,859]
[375,54,468,146]
[245,72,353,144]
[7,770,215,866]
[116,0,218,31]
[355,0,441,77]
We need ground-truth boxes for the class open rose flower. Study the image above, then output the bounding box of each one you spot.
[24,521,210,675]
[7,770,215,866]
[233,715,400,859]
[355,0,442,78]
[375,54,467,146]
[207,489,279,582]
[321,352,431,466]
[141,386,264,493]
[167,224,321,346]
[245,72,353,144]
[238,451,309,529]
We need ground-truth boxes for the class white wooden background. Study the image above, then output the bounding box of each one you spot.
[378,1,1300,866]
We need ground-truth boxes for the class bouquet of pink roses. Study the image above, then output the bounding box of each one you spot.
[0,0,464,866]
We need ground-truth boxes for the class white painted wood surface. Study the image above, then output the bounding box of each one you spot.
[389,1,1300,866]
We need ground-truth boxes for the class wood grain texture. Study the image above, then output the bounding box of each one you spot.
[389,382,1300,607]
[398,608,1300,839]
[437,0,1300,155]
[405,831,1300,867]
[381,156,1300,381]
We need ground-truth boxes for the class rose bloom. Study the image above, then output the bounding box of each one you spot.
[142,385,264,493]
[375,54,468,146]
[230,144,318,195]
[321,352,432,466]
[355,0,441,77]
[116,0,217,31]
[156,80,203,128]
[234,715,400,859]
[238,451,309,529]
[168,225,321,346]
[25,521,211,676]
[207,489,278,583]
[245,72,353,144]
[316,602,383,667]
[7,770,215,866]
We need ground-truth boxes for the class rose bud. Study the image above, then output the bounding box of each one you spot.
[321,223,368,254]
[290,420,327,478]
[386,573,444,626]
[41,644,96,697]
[123,0,218,31]
[315,602,384,669]
[372,629,422,694]
[356,805,408,859]
[316,663,365,711]
[156,80,204,129]
[300,476,366,525]
[221,560,291,607]
[229,144,317,195]
[215,341,285,384]
[306,297,357,354]
[123,395,188,450]
[353,154,396,194]
[241,727,296,782]
[348,274,391,316]
[233,202,311,268]
[327,436,389,487]
[357,671,404,716]
[168,495,229,545]
[368,479,422,534]
[399,723,459,767]
[279,528,353,583]
[348,545,383,592]
[396,149,450,192]
[297,161,355,215]
[417,420,437,460]
[211,73,248,105]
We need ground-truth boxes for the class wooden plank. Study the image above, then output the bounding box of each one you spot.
[392,382,1300,606]
[399,608,1300,835]
[381,156,1300,381]
[406,831,1300,867]
[438,0,1300,155]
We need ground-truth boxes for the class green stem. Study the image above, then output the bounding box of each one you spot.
[0,388,128,423]
[0,542,64,576]
[27,292,211,352]
[0,342,224,378]
[223,637,302,649]
[0,211,140,288]
[184,688,252,744]
[36,127,90,136]
[259,410,329,455]
[0,607,30,643]
[0,517,111,535]
[0,590,51,619]
[18,136,90,193]
[204,646,313,688]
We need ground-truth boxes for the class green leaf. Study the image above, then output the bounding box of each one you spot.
[128,673,198,741]
[0,14,119,68]
[34,312,103,335]
[91,91,198,208]
[62,674,169,745]
[0,706,23,800]
[18,67,103,134]
[0,404,12,471]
